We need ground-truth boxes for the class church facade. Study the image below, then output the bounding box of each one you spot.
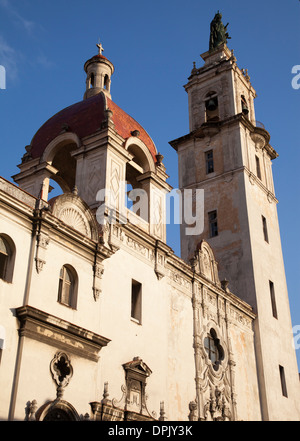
[0,15,299,421]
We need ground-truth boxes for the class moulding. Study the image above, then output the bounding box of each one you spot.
[16,305,110,362]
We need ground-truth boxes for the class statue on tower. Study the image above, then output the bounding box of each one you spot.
[209,11,230,51]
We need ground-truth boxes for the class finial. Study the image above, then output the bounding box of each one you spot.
[159,401,166,421]
[156,152,164,166]
[191,61,197,75]
[96,42,104,55]
[103,382,109,400]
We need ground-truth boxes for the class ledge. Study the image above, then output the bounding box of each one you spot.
[16,305,110,362]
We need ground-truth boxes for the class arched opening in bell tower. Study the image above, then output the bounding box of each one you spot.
[241,95,249,117]
[40,136,79,201]
[51,143,77,193]
[205,92,219,122]
[104,74,109,90]
[125,144,151,222]
[90,72,95,88]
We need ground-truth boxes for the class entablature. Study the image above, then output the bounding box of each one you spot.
[16,305,110,361]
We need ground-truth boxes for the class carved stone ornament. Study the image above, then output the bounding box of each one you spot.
[50,351,73,390]
[25,399,38,421]
[201,325,228,378]
[35,257,46,274]
[188,401,198,421]
[193,240,220,286]
[59,207,90,236]
[112,357,157,419]
[203,385,232,421]
[93,262,104,301]
[51,192,99,241]
[193,321,236,421]
[35,233,50,273]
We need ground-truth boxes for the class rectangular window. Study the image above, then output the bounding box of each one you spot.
[131,280,142,324]
[205,150,214,174]
[269,281,278,319]
[256,155,262,180]
[208,210,218,238]
[279,365,288,397]
[262,215,269,243]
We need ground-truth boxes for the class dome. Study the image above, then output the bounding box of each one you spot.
[29,92,157,162]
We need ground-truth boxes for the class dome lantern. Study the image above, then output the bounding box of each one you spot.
[83,42,114,100]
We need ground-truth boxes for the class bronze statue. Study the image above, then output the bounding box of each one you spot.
[209,11,231,51]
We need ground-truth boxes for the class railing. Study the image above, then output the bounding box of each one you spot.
[255,120,265,129]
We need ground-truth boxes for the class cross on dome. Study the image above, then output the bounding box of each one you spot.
[97,42,104,55]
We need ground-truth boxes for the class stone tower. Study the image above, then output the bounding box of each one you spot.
[170,12,300,420]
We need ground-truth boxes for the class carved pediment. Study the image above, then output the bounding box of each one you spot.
[192,240,220,286]
[123,356,152,378]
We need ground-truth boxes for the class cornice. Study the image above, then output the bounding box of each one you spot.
[16,305,110,361]
[244,167,278,203]
[170,114,278,160]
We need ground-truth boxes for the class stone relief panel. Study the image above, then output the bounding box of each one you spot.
[110,159,121,210]
[111,357,157,420]
[59,206,90,236]
[86,154,105,206]
[152,189,163,240]
[51,192,99,241]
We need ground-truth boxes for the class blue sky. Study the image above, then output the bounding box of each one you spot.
[0,0,299,370]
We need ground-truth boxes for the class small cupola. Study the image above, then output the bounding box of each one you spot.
[83,42,114,100]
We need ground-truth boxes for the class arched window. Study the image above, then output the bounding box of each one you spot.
[37,400,80,421]
[125,144,150,221]
[0,235,15,283]
[104,74,109,90]
[90,72,95,89]
[51,143,77,194]
[57,265,78,309]
[204,329,224,371]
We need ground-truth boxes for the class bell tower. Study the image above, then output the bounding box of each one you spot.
[170,12,300,421]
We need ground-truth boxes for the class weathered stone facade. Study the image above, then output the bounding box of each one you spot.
[0,25,299,422]
[170,42,300,420]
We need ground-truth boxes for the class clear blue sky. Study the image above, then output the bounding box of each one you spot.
[0,0,299,370]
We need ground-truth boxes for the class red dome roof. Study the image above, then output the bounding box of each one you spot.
[30,92,157,162]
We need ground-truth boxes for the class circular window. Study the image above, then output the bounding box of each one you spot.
[204,329,224,371]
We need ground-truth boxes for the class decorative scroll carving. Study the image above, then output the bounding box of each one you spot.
[112,384,127,409]
[93,262,104,301]
[112,357,156,420]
